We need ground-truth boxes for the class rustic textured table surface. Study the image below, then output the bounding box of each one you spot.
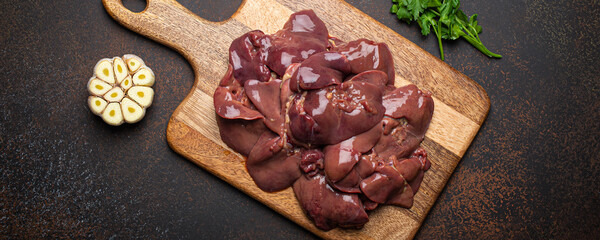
[1,0,598,239]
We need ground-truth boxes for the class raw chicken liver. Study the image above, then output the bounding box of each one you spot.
[213,10,434,231]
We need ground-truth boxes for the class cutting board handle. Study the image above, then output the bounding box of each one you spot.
[102,0,229,65]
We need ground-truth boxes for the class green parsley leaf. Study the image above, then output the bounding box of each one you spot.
[394,4,413,23]
[405,0,429,21]
[390,0,501,60]
[417,11,436,36]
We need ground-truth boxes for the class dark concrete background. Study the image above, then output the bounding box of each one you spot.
[1,0,598,239]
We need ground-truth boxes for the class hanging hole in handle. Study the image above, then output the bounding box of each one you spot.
[178,0,243,22]
[122,0,147,13]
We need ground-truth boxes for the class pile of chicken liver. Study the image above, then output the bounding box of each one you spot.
[213,10,434,231]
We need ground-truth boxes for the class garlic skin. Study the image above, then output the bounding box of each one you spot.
[87,54,155,126]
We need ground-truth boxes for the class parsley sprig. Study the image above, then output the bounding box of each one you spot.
[391,0,501,60]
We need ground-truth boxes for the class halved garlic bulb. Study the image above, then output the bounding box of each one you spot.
[87,54,155,126]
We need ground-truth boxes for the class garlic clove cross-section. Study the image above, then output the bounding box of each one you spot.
[94,59,115,84]
[127,86,154,108]
[102,102,124,126]
[88,78,112,96]
[121,97,145,123]
[113,57,128,84]
[132,67,155,87]
[87,54,155,126]
[120,75,132,91]
[103,87,125,102]
[123,54,144,73]
[88,96,108,116]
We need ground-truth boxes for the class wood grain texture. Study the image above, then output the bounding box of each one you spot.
[103,0,490,239]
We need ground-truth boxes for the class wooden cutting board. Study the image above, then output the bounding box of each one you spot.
[103,0,490,239]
